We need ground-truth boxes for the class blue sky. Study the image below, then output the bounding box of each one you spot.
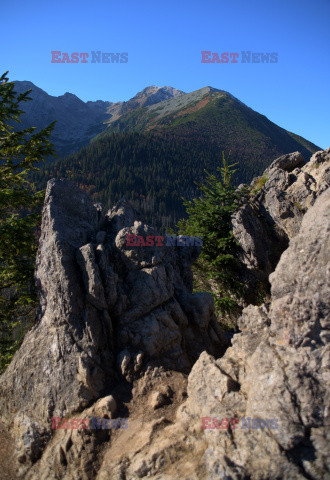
[1,0,329,148]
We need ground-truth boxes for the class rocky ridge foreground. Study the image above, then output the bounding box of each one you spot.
[0,148,329,479]
[0,171,226,475]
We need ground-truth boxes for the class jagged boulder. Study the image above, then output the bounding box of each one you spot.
[232,148,330,303]
[0,179,115,466]
[267,150,305,171]
[0,178,226,468]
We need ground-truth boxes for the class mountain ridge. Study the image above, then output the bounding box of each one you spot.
[12,81,184,156]
[21,79,321,229]
[12,80,320,159]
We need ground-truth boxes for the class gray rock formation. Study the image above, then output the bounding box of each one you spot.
[0,178,225,470]
[183,187,330,479]
[86,184,329,480]
[233,148,330,303]
[0,149,329,480]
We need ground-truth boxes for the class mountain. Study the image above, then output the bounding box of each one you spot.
[12,82,184,157]
[18,80,320,228]
[32,86,321,229]
[13,82,319,163]
[97,86,320,162]
[12,81,113,157]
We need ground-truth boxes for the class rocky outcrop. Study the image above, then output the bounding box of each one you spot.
[90,151,328,480]
[233,148,330,303]
[0,178,226,470]
[0,149,329,480]
[85,184,329,480]
[181,187,330,479]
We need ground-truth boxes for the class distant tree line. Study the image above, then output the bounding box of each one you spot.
[31,131,268,231]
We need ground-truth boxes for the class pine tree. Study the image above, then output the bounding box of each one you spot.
[0,71,55,372]
[177,152,249,315]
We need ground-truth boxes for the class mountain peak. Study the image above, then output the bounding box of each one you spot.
[105,85,185,124]
[196,86,227,95]
[58,92,85,105]
[136,86,161,97]
[134,85,185,99]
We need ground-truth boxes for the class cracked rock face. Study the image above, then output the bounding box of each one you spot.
[0,178,226,466]
[184,188,330,479]
[233,148,330,303]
